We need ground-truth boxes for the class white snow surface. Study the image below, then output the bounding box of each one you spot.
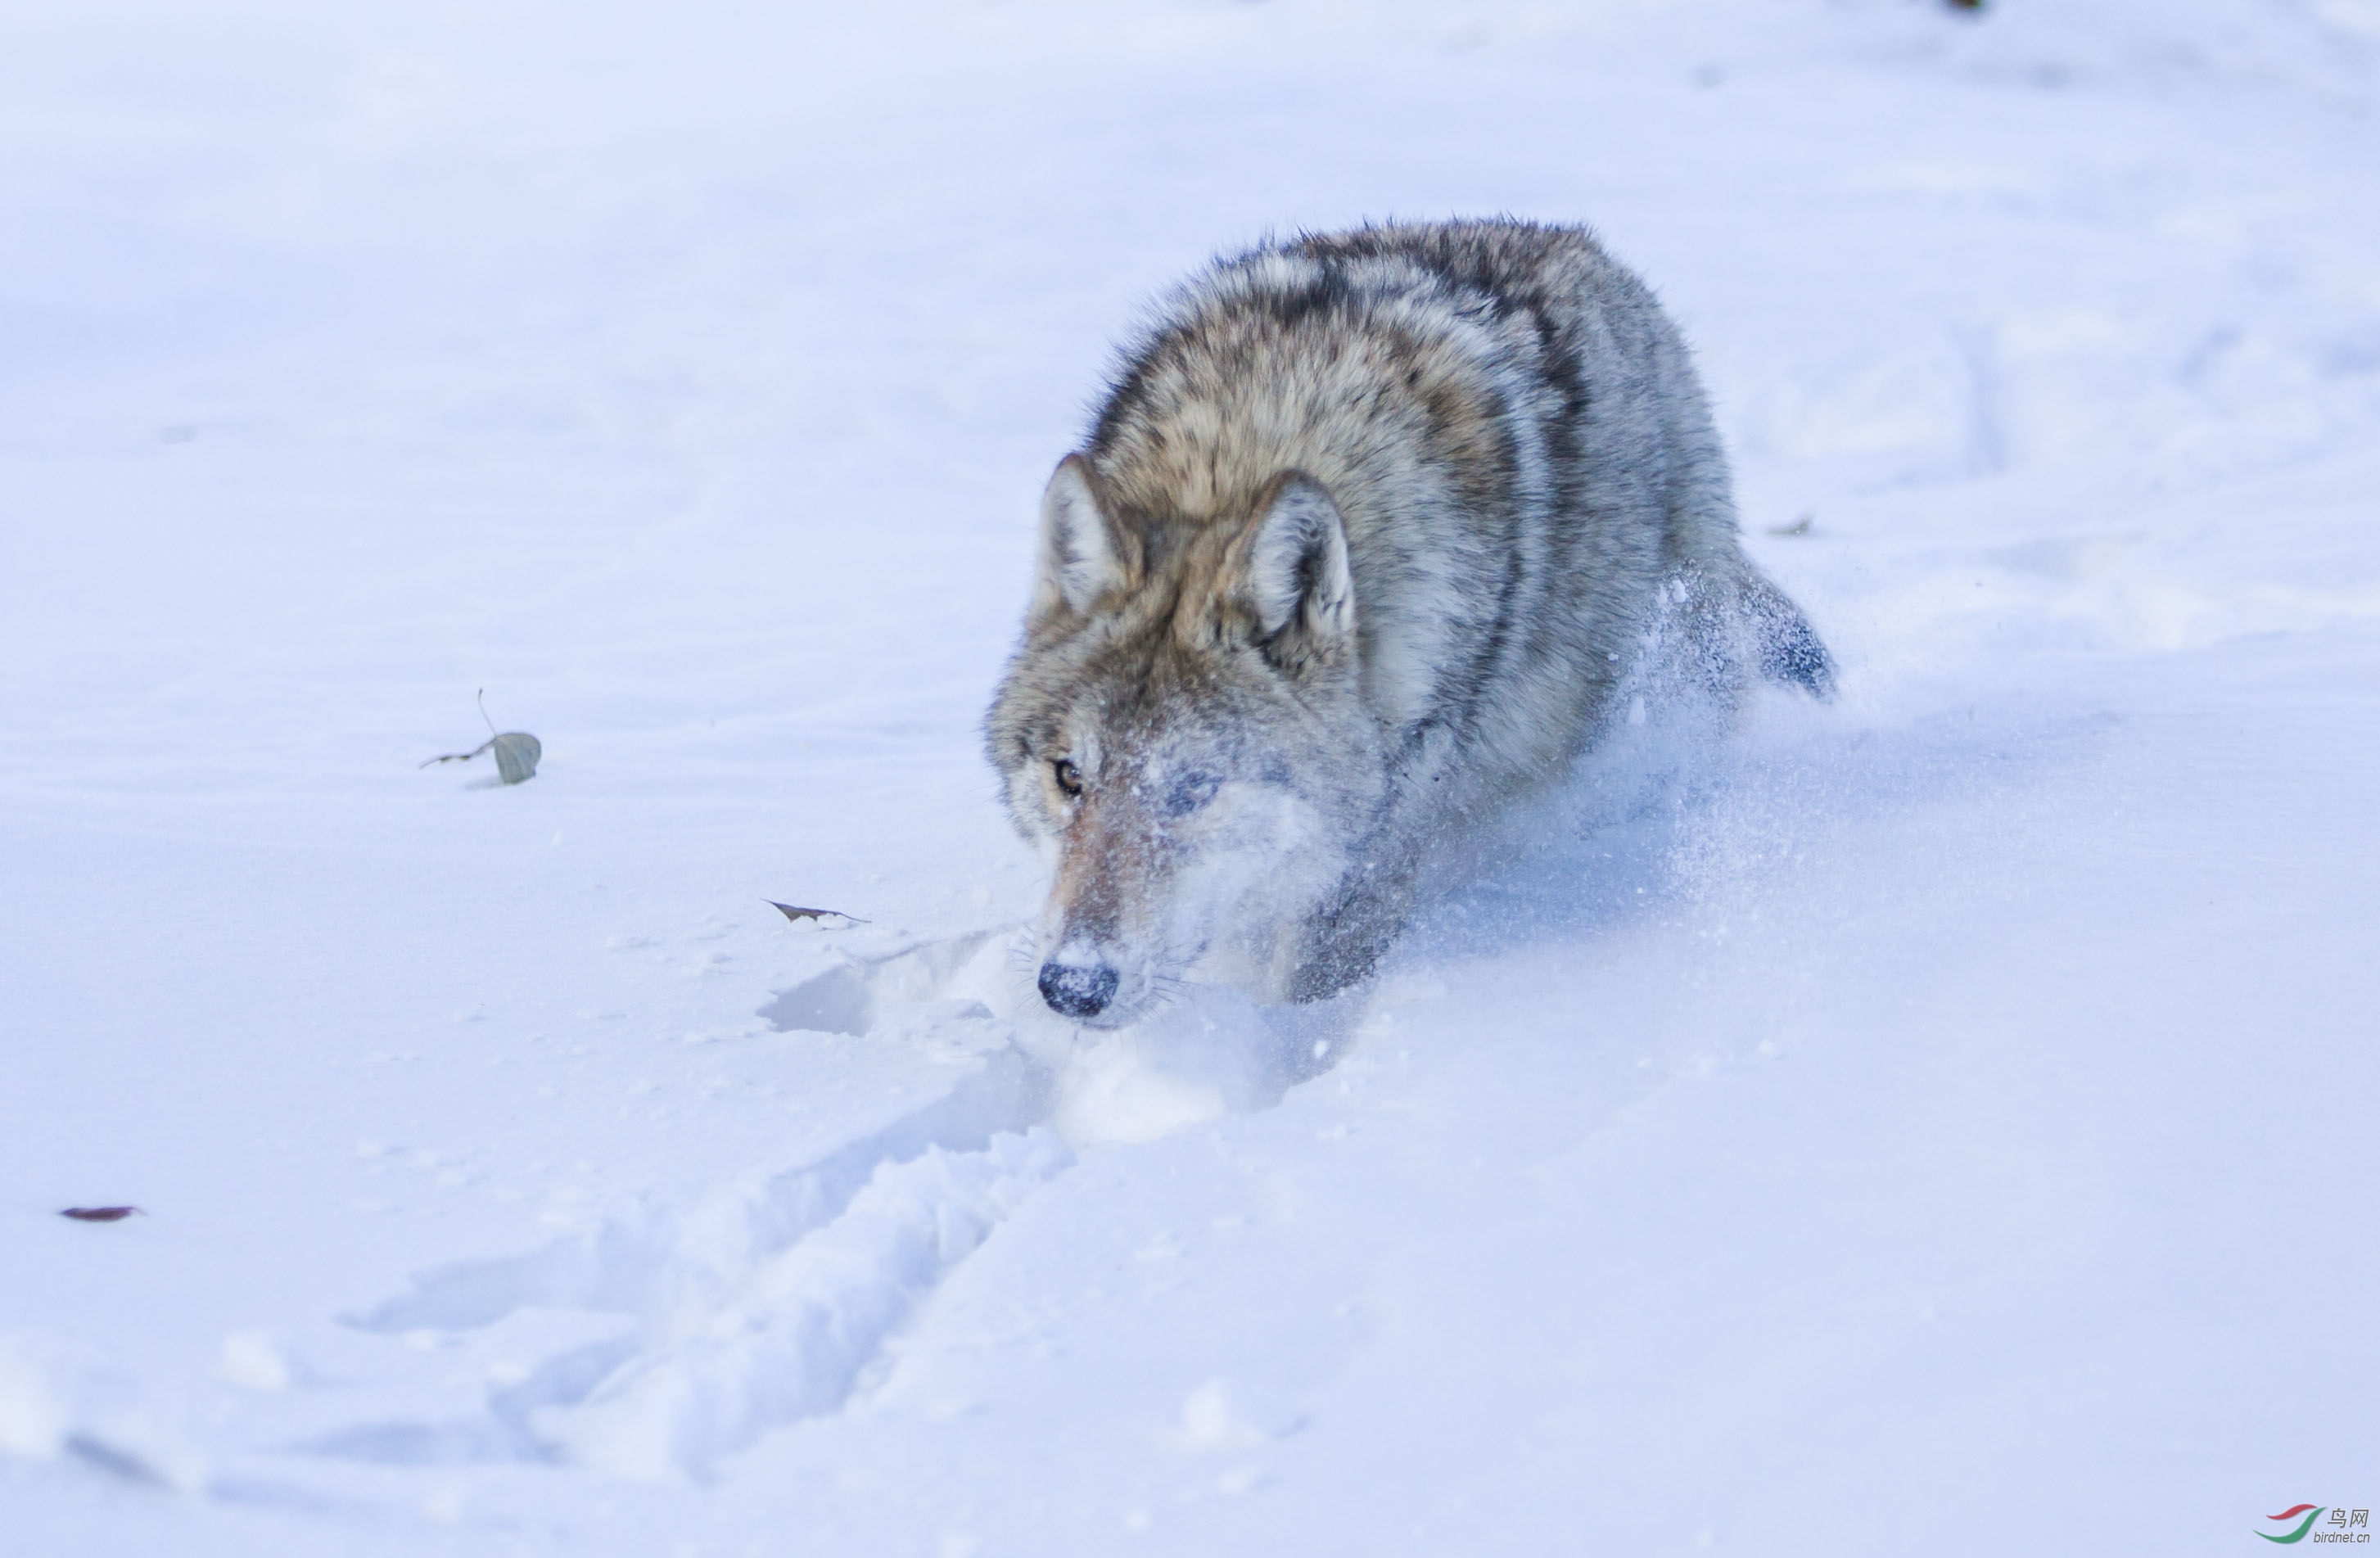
[5,1,2378,1551]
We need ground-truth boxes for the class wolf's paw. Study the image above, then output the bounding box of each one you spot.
[1047,982,1362,1146]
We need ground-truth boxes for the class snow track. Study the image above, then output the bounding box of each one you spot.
[324,938,1073,1480]
[516,1129,1072,1481]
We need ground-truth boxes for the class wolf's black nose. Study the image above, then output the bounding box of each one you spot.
[1038,960,1118,1018]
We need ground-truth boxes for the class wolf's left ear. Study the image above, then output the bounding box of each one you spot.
[1243,472,1356,658]
[1031,454,1128,627]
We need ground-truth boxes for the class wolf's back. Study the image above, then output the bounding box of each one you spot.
[1086,217,1828,808]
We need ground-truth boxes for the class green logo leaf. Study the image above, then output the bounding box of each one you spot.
[2258,1508,2326,1544]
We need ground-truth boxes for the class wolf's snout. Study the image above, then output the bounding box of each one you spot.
[1037,960,1119,1019]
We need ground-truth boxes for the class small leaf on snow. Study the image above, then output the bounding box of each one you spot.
[769,901,867,931]
[61,1206,143,1222]
[419,690,540,784]
[488,731,541,784]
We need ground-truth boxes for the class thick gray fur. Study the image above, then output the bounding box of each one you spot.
[987,218,1831,1025]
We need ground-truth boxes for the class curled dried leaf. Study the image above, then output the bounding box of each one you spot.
[769,901,866,931]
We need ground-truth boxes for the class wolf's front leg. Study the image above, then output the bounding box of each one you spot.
[1281,856,1420,1005]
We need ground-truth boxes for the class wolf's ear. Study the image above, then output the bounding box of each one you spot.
[1031,454,1127,625]
[1242,472,1356,658]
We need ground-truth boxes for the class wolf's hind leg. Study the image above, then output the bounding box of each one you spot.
[1734,570,1836,701]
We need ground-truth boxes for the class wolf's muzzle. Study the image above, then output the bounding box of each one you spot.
[1037,960,1119,1019]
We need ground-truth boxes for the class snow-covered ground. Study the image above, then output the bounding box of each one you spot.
[6,1,2378,1551]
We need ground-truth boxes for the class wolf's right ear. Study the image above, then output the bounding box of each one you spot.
[1240,471,1356,662]
[1030,454,1127,627]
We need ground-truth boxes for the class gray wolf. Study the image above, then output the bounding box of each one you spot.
[984,219,1831,1025]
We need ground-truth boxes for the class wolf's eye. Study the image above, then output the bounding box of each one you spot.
[1163,772,1221,818]
[1053,758,1083,798]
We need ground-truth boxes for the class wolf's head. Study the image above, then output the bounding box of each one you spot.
[985,454,1389,1026]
